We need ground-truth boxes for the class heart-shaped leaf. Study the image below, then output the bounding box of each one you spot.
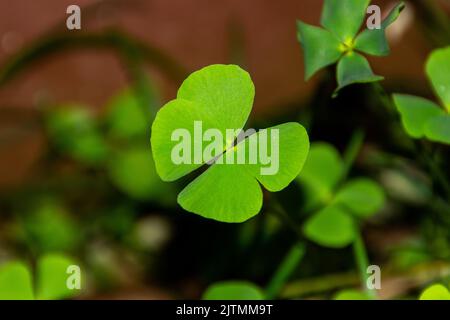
[36,254,79,300]
[203,281,264,300]
[419,284,450,300]
[303,205,356,248]
[426,46,450,112]
[355,2,406,56]
[393,94,444,139]
[321,0,370,43]
[333,178,385,218]
[336,52,384,92]
[424,114,450,144]
[296,21,342,80]
[0,262,34,300]
[152,65,254,182]
[178,123,309,222]
[152,65,309,222]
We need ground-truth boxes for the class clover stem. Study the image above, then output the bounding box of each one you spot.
[341,128,365,182]
[353,229,377,299]
[270,200,304,241]
[265,242,306,299]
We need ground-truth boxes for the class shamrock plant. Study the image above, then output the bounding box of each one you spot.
[151,64,310,223]
[298,143,385,248]
[297,0,405,94]
[393,47,450,145]
[0,254,80,300]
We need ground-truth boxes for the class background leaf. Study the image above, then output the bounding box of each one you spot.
[203,281,264,300]
[105,88,151,139]
[0,262,34,300]
[297,142,343,207]
[419,284,450,300]
[36,254,79,300]
[303,205,356,248]
[426,46,450,112]
[393,94,444,139]
[424,114,450,144]
[333,178,385,218]
[108,146,173,202]
[46,106,109,165]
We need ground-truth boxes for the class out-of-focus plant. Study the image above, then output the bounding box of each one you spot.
[419,283,450,300]
[393,47,450,145]
[299,142,385,248]
[0,254,80,300]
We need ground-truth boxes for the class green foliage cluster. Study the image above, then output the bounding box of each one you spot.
[0,0,448,301]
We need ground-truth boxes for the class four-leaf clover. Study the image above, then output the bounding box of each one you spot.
[151,64,310,223]
[297,0,405,94]
[393,47,450,145]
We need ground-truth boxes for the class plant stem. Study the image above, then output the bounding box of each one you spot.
[353,229,377,299]
[341,128,365,182]
[265,242,306,299]
[270,200,304,241]
[281,261,450,299]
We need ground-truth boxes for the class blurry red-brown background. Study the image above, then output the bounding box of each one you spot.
[0,0,446,188]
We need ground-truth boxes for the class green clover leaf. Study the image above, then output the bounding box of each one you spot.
[297,0,405,94]
[303,205,356,248]
[203,281,265,300]
[419,284,450,300]
[333,178,385,218]
[151,64,309,223]
[299,143,385,248]
[0,254,80,300]
[393,47,450,145]
[0,262,34,300]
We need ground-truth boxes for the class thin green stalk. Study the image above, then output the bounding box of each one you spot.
[265,242,306,299]
[270,200,304,241]
[341,128,365,182]
[353,230,377,299]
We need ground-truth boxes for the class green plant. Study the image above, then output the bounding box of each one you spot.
[0,254,80,300]
[297,0,404,94]
[299,142,385,248]
[151,64,310,223]
[393,47,450,145]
